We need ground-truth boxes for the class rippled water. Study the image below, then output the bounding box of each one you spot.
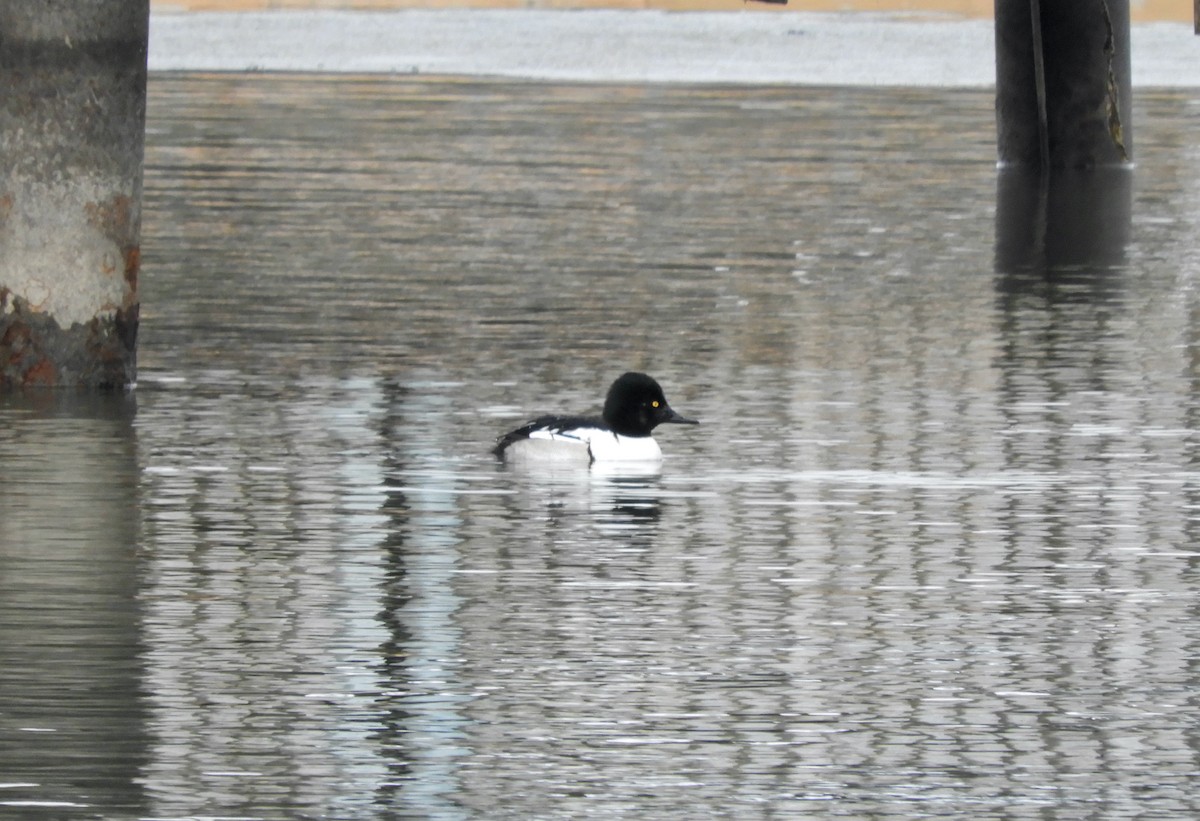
[4,74,1200,819]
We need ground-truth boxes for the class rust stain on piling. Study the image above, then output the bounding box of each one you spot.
[22,358,59,386]
[84,196,141,296]
[123,245,141,291]
[1,312,59,387]
[84,195,134,241]
[0,294,137,388]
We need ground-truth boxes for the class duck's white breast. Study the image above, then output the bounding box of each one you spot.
[584,431,662,462]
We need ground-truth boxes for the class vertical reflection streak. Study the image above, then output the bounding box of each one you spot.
[374,377,470,819]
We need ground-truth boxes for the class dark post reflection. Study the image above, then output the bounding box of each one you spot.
[371,377,417,810]
[0,392,147,816]
[992,166,1137,792]
[993,164,1135,497]
[993,165,1134,403]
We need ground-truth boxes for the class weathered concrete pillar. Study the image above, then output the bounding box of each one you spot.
[995,0,1132,169]
[0,1,148,388]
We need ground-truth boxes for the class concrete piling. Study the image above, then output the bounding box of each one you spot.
[995,0,1132,170]
[0,1,149,388]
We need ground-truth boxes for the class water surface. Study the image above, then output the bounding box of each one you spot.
[3,74,1200,819]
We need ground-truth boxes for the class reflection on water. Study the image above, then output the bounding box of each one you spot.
[0,393,147,817]
[3,74,1200,818]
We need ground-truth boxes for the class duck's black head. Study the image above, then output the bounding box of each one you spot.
[601,372,699,438]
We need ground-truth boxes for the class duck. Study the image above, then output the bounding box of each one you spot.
[493,372,698,464]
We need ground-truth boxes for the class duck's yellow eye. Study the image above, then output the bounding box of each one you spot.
[651,400,660,408]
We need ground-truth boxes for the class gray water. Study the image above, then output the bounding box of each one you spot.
[3,74,1200,819]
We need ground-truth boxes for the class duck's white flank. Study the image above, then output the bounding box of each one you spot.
[506,425,663,463]
[501,433,591,465]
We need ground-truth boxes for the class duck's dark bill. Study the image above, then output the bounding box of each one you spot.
[665,410,699,425]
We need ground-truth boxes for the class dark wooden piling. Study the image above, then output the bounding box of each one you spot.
[995,0,1132,170]
[0,1,148,388]
[995,165,1132,276]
